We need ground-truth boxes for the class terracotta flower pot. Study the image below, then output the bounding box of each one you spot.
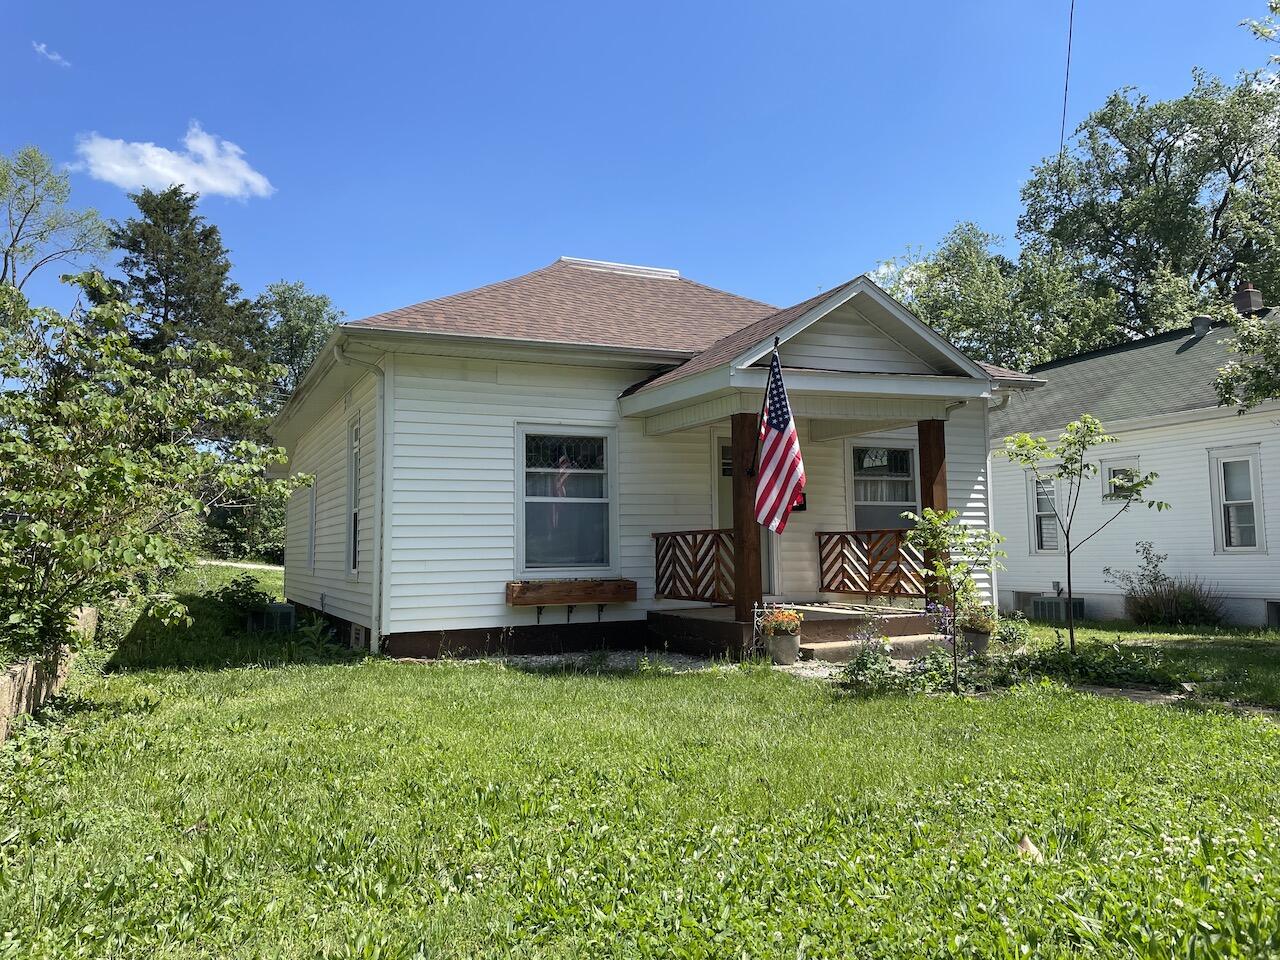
[768,631,801,665]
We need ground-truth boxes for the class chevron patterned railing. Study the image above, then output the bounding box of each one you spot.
[652,529,735,603]
[815,530,927,597]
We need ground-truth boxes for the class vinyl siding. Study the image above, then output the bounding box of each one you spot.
[283,372,377,627]
[386,355,713,634]
[384,355,995,633]
[777,301,936,375]
[989,409,1280,619]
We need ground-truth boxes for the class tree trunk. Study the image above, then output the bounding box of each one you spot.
[1065,536,1076,655]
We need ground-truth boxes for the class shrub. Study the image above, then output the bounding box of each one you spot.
[993,611,1032,649]
[1105,541,1223,626]
[957,602,997,633]
[211,573,274,614]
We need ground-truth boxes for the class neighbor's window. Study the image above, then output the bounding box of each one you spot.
[1101,456,1140,501]
[522,430,610,569]
[851,446,917,529]
[348,420,361,572]
[1210,447,1265,552]
[1030,476,1061,553]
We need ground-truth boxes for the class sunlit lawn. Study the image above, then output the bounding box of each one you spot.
[1027,619,1280,708]
[1,572,1279,957]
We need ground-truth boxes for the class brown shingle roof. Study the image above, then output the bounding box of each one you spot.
[977,361,1041,385]
[345,257,776,353]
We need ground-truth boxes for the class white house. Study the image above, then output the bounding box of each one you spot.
[270,257,1039,656]
[989,287,1280,627]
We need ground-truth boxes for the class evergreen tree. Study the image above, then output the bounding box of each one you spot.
[109,186,266,364]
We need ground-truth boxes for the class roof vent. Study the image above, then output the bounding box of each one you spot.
[1233,281,1264,316]
[558,256,680,280]
[1191,315,1213,336]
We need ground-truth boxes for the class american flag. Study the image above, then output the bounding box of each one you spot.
[755,350,806,533]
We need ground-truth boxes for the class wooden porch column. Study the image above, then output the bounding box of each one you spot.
[917,418,948,600]
[731,412,763,623]
[917,419,948,513]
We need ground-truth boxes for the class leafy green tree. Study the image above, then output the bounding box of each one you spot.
[108,185,265,363]
[1,146,108,291]
[1019,70,1280,338]
[257,280,343,397]
[1217,311,1280,409]
[1000,416,1169,654]
[883,223,1122,369]
[0,274,301,659]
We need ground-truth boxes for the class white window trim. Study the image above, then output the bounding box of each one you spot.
[306,483,317,572]
[1026,472,1064,556]
[347,417,361,578]
[1208,445,1267,554]
[515,422,620,579]
[1100,455,1140,502]
[845,439,921,531]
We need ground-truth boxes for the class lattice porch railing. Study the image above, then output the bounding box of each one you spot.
[815,529,927,597]
[652,529,735,603]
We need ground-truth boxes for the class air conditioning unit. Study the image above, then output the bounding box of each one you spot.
[1031,595,1085,623]
[247,602,296,633]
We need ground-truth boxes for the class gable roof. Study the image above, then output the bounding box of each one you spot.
[989,319,1248,437]
[628,275,1015,395]
[345,256,776,353]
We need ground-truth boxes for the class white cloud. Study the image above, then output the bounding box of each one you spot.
[74,122,274,200]
[32,41,70,67]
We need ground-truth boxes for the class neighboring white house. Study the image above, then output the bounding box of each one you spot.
[989,292,1280,627]
[270,257,1039,655]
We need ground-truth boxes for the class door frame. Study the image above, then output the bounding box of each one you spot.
[710,428,781,598]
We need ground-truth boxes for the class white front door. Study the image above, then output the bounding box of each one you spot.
[713,438,776,596]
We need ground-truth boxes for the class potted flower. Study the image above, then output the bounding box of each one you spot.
[759,607,804,665]
[957,602,996,656]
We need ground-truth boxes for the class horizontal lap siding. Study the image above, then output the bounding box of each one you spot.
[991,410,1280,601]
[387,356,711,634]
[777,303,936,375]
[284,373,377,627]
[778,420,847,598]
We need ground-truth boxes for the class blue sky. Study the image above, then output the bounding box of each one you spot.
[10,0,1269,319]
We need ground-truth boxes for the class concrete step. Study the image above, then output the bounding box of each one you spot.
[799,633,949,663]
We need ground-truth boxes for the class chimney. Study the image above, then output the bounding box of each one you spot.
[1233,281,1264,317]
[1191,315,1213,336]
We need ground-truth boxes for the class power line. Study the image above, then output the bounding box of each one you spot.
[1059,0,1077,158]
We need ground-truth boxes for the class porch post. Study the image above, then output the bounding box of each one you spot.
[917,419,948,600]
[730,412,762,623]
[917,419,948,513]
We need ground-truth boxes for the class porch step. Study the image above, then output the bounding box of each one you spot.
[799,634,948,663]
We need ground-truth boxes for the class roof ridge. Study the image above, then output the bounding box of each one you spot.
[1030,319,1235,372]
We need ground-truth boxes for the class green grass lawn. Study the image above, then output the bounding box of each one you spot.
[2,575,1280,957]
[1026,620,1280,708]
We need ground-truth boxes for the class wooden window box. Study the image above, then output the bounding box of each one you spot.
[505,579,637,606]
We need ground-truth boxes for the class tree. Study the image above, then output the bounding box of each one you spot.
[257,280,343,398]
[1216,310,1280,409]
[108,185,265,364]
[0,274,301,659]
[1019,71,1280,338]
[903,507,1005,694]
[883,223,1122,370]
[1,146,108,291]
[1000,416,1169,654]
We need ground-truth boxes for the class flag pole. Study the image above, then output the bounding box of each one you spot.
[746,337,780,478]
